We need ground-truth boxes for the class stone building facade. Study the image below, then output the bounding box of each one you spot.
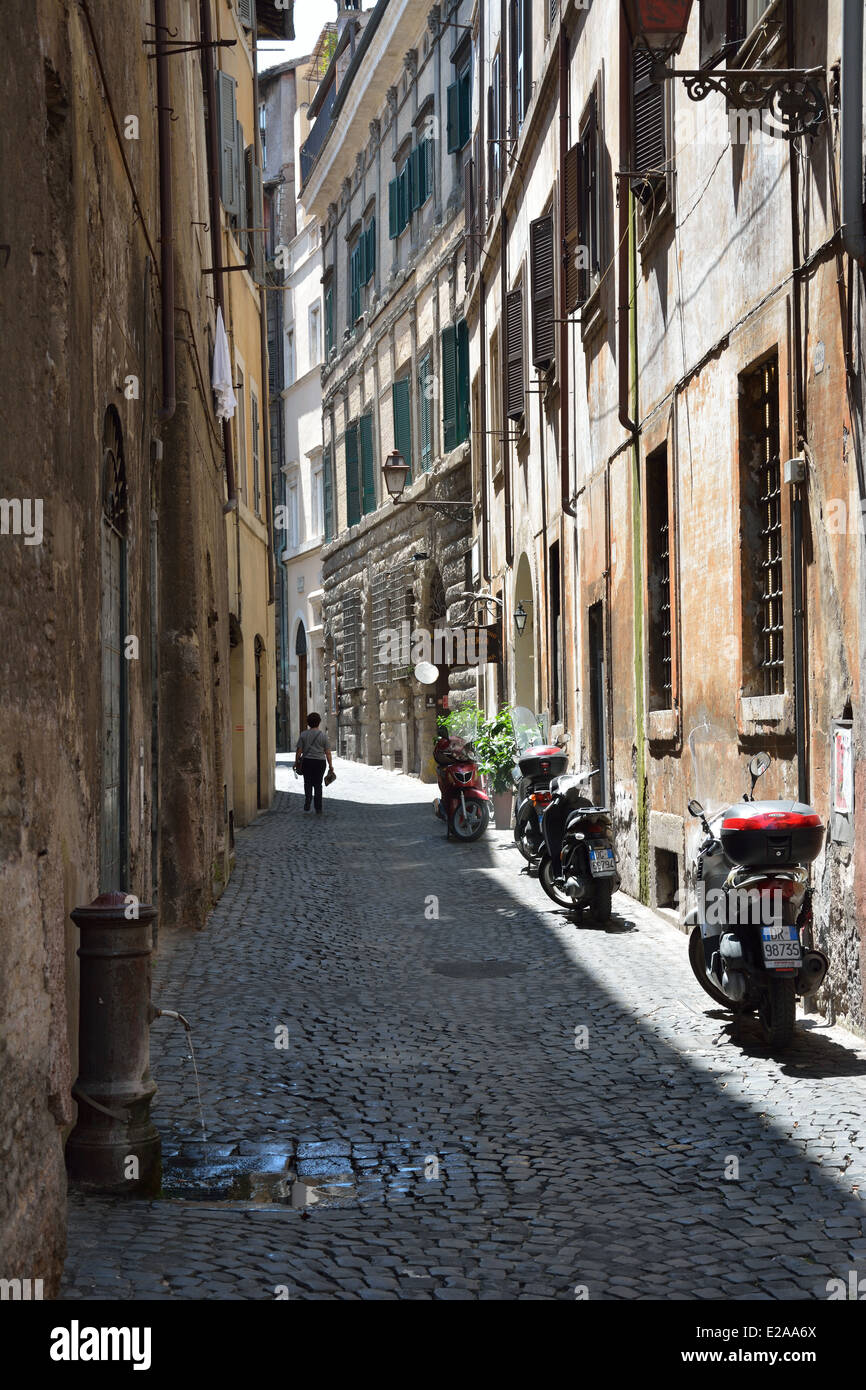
[0,0,290,1296]
[467,0,866,1030]
[301,0,477,780]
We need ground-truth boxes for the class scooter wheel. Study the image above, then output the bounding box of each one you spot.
[759,975,796,1049]
[449,800,490,841]
[538,854,574,909]
[589,880,614,923]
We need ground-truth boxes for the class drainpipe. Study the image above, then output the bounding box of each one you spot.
[618,16,637,436]
[788,0,809,803]
[618,13,647,899]
[559,26,576,519]
[155,0,175,422]
[200,0,237,503]
[479,2,490,584]
[842,0,866,263]
[501,0,513,569]
[252,7,276,606]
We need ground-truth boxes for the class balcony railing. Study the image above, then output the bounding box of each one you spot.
[300,79,336,185]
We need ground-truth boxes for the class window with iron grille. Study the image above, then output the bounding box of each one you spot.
[340,591,362,690]
[372,566,412,683]
[646,443,673,711]
[739,355,784,697]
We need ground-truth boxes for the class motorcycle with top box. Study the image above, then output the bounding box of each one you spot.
[685,730,828,1050]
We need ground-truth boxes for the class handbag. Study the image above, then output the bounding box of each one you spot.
[324,768,336,786]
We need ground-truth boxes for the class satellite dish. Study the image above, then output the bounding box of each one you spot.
[414,661,439,685]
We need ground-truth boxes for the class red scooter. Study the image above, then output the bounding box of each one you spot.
[432,732,491,841]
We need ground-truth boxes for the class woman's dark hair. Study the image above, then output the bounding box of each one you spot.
[307,712,321,727]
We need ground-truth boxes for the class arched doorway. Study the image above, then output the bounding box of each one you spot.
[100,407,128,892]
[513,552,535,712]
[295,620,308,736]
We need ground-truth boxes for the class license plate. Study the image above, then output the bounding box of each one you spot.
[761,924,801,969]
[588,846,616,877]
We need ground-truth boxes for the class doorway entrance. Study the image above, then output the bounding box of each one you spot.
[588,602,607,808]
[295,620,308,736]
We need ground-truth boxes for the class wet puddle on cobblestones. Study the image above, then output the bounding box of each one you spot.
[160,1140,429,1210]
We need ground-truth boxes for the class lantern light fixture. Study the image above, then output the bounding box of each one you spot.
[382,449,410,502]
[514,600,531,636]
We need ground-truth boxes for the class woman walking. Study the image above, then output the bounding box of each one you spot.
[295,712,334,814]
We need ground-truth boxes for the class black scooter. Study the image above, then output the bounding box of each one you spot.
[685,750,829,1049]
[536,771,620,922]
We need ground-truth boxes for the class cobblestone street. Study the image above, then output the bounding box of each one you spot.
[62,759,866,1301]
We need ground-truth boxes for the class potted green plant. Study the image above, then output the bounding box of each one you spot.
[475,704,518,830]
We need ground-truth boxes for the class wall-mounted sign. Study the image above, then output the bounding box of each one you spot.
[830,719,854,844]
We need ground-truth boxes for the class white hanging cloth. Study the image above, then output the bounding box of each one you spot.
[211,306,237,421]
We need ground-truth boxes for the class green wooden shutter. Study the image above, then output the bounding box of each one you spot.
[392,378,412,478]
[323,446,334,540]
[389,178,398,238]
[325,285,333,354]
[358,229,367,288]
[456,319,470,445]
[447,81,460,152]
[419,354,432,470]
[408,147,418,212]
[398,163,409,232]
[345,424,360,526]
[366,217,376,281]
[360,412,375,514]
[441,324,457,453]
[350,244,361,324]
[459,66,472,148]
[217,71,239,214]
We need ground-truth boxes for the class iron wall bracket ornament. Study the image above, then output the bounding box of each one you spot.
[415,499,474,523]
[652,63,827,138]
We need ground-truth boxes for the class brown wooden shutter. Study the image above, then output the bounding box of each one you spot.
[505,287,524,420]
[632,47,665,179]
[563,142,580,314]
[530,214,555,370]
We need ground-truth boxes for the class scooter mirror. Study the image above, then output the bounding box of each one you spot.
[749,751,771,779]
[687,798,704,818]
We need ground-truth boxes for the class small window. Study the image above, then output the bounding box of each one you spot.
[739,355,784,697]
[251,388,261,517]
[309,301,322,366]
[645,443,673,711]
[312,465,324,537]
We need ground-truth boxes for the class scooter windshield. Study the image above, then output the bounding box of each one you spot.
[512,706,545,754]
[687,721,743,822]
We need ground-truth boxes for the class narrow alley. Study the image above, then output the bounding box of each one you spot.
[61,761,866,1301]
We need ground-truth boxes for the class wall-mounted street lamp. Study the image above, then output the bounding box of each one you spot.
[382,452,474,523]
[514,599,532,636]
[623,0,827,139]
[382,449,411,501]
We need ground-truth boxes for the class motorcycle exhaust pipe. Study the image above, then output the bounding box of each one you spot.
[795,949,829,997]
[565,875,585,902]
